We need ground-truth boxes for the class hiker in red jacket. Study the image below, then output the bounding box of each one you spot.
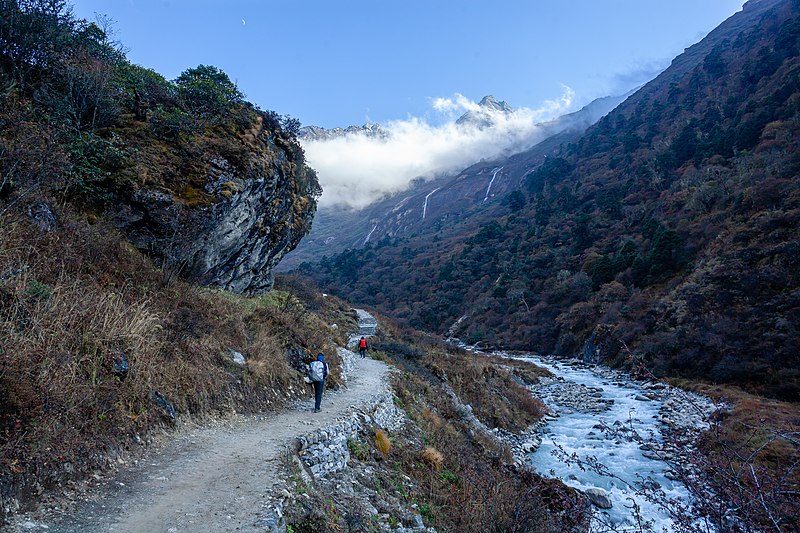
[358,337,368,358]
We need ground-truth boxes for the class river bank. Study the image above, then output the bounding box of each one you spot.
[503,354,722,531]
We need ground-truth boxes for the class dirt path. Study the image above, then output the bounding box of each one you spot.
[12,354,390,533]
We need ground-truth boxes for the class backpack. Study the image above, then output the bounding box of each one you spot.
[308,361,325,382]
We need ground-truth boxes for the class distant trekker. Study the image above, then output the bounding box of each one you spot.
[308,353,329,412]
[358,337,368,358]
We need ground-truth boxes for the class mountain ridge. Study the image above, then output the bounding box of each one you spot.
[301,0,800,399]
[280,91,629,270]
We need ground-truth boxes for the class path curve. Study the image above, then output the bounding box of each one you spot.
[12,312,389,533]
[349,308,378,342]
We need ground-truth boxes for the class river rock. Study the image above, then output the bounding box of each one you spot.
[584,487,613,509]
[530,380,613,415]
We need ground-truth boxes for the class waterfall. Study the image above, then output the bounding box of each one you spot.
[422,188,440,219]
[483,166,503,202]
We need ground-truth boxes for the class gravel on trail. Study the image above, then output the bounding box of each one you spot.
[10,355,390,533]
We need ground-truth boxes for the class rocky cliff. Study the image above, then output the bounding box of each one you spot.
[111,113,318,294]
[0,2,320,294]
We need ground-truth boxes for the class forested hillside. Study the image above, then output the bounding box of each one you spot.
[0,0,320,292]
[0,0,321,514]
[303,0,800,399]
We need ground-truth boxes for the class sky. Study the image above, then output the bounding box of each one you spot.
[69,0,748,208]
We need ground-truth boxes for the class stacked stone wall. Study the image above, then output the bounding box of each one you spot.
[295,391,404,478]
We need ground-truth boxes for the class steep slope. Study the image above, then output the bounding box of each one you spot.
[303,0,800,399]
[0,1,320,516]
[0,2,320,294]
[280,92,627,270]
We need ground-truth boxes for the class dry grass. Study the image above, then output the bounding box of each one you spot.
[662,378,800,530]
[0,211,349,515]
[420,446,443,471]
[374,429,391,455]
[367,313,549,432]
[388,371,587,532]
[437,351,547,432]
[502,357,553,384]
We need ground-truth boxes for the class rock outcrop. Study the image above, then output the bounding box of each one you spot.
[112,119,318,295]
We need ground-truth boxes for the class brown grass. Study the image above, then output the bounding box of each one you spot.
[388,371,587,532]
[437,351,547,432]
[374,429,391,455]
[420,446,443,471]
[367,313,549,432]
[0,211,351,515]
[502,357,553,384]
[664,379,800,530]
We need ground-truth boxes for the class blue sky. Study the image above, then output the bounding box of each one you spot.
[71,0,746,129]
[69,1,748,208]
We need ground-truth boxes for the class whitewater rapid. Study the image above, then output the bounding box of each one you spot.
[520,356,709,532]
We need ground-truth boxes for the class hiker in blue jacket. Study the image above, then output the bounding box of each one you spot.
[308,353,329,412]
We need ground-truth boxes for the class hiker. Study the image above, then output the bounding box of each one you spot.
[308,353,329,412]
[358,336,368,358]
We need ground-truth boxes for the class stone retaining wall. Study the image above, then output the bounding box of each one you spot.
[336,346,358,384]
[296,391,404,478]
[260,391,405,532]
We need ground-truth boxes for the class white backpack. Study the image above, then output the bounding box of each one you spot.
[308,361,324,382]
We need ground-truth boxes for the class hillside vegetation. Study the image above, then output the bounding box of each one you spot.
[0,0,327,516]
[0,2,585,528]
[304,0,800,400]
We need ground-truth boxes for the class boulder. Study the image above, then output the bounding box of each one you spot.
[581,325,620,364]
[150,390,176,420]
[111,349,129,380]
[584,487,613,509]
[27,201,58,232]
[229,349,246,366]
[111,128,318,295]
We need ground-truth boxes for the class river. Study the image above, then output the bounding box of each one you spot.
[518,355,714,532]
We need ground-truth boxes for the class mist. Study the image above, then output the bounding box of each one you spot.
[302,89,575,210]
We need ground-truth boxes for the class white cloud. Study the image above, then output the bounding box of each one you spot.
[302,88,575,209]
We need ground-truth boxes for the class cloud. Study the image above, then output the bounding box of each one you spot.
[302,88,575,210]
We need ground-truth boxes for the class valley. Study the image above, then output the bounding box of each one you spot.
[301,0,800,401]
[1,0,799,531]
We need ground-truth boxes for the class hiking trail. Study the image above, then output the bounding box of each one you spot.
[11,310,386,533]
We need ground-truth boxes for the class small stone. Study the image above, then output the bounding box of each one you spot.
[229,349,246,366]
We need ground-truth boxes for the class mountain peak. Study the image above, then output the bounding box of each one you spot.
[297,122,387,141]
[478,95,513,113]
[456,95,514,128]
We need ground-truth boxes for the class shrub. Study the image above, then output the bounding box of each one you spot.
[372,339,425,360]
[420,446,444,471]
[375,429,391,455]
[175,64,243,118]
